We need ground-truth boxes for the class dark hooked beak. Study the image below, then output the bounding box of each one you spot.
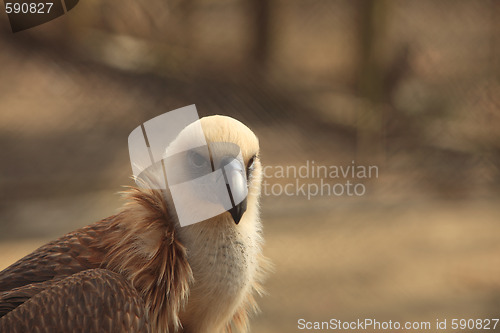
[229,198,247,224]
[221,157,248,224]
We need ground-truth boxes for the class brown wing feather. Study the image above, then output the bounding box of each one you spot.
[0,218,114,317]
[0,278,64,317]
[0,269,150,333]
[0,187,193,332]
[0,218,113,292]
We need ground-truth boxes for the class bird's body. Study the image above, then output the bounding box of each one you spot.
[0,115,269,333]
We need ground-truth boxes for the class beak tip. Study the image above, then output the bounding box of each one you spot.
[228,199,247,225]
[231,213,242,224]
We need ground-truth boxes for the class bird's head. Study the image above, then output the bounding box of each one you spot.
[162,115,262,228]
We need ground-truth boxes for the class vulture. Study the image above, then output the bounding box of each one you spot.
[0,115,270,333]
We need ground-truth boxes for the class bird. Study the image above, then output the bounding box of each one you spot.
[0,115,270,333]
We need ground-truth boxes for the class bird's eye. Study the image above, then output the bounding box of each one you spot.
[188,151,209,168]
[246,154,257,180]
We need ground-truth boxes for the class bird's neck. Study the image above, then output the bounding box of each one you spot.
[177,213,264,332]
[91,188,192,333]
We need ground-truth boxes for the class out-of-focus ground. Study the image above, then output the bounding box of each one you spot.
[2,194,500,332]
[1,1,500,332]
[255,197,500,332]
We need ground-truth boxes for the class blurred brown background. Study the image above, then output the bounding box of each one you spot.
[1,0,500,332]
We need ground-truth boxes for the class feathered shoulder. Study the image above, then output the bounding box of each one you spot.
[95,187,193,332]
[0,187,193,333]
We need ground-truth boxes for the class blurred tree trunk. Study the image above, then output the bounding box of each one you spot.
[488,0,500,188]
[355,0,390,165]
[491,0,500,78]
[249,0,272,78]
[179,0,196,78]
